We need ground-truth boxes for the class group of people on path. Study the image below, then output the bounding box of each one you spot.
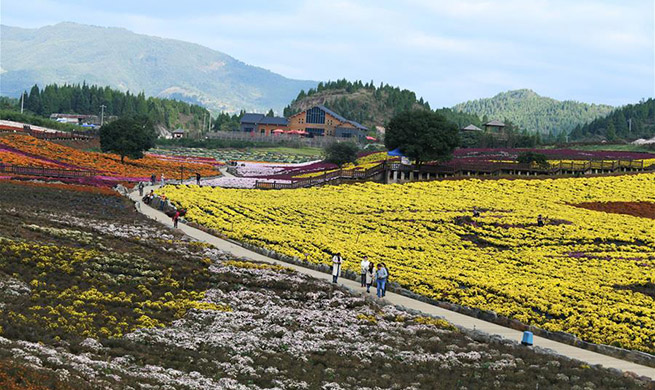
[331,254,390,298]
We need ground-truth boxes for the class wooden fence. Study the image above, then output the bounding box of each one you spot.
[207,131,363,148]
[256,159,653,189]
[0,125,97,140]
[255,162,386,189]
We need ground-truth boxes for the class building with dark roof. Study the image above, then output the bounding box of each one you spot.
[172,128,185,139]
[483,120,506,133]
[287,105,368,140]
[239,114,289,135]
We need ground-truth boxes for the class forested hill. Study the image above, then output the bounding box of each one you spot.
[10,83,211,130]
[569,98,655,141]
[453,89,614,135]
[282,79,481,130]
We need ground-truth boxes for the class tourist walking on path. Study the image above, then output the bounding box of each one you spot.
[160,173,165,188]
[366,262,375,293]
[196,172,201,186]
[172,210,180,228]
[150,174,156,185]
[381,263,389,297]
[360,256,370,287]
[143,190,154,204]
[332,253,343,283]
[138,182,145,197]
[376,264,388,298]
[159,195,167,211]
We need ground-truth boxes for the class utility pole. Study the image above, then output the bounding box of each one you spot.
[100,105,106,126]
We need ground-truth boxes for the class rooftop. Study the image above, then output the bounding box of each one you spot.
[484,120,506,127]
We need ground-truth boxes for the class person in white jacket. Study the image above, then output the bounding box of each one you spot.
[365,262,375,293]
[360,256,370,287]
[332,253,343,283]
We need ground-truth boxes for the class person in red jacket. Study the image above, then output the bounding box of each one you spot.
[172,210,180,228]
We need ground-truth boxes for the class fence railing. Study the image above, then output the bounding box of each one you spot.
[255,162,386,189]
[207,131,363,148]
[0,164,95,178]
[0,125,97,140]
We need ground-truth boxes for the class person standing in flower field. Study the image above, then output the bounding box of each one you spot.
[196,172,201,186]
[160,173,165,187]
[366,262,375,293]
[537,214,545,227]
[332,253,343,283]
[360,256,370,287]
[376,263,388,298]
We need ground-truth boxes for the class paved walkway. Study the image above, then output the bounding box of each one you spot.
[129,185,655,379]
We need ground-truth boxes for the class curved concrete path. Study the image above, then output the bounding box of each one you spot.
[128,185,655,380]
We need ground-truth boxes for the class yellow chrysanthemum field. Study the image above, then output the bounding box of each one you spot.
[159,173,655,353]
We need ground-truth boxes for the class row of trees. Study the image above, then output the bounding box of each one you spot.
[569,98,655,141]
[13,83,210,130]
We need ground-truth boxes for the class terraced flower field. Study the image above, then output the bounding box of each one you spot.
[2,181,645,389]
[159,173,655,354]
[0,134,220,181]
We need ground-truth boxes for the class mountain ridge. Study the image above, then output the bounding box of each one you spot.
[0,22,317,113]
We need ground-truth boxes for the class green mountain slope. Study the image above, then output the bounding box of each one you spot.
[283,79,481,130]
[0,23,317,113]
[569,98,655,141]
[452,89,614,135]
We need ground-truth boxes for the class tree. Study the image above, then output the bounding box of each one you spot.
[385,110,459,165]
[324,142,359,168]
[266,109,275,117]
[100,116,157,163]
[517,151,548,168]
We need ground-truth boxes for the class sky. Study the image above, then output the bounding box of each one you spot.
[1,0,653,107]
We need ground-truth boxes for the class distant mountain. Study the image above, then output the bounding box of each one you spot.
[569,98,655,141]
[452,89,614,135]
[283,79,481,131]
[0,22,317,113]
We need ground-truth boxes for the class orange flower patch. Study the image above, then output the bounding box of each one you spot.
[0,150,63,168]
[0,134,219,179]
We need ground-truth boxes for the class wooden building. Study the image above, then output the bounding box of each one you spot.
[172,128,185,139]
[483,120,506,133]
[239,114,289,135]
[461,124,482,132]
[287,105,367,140]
